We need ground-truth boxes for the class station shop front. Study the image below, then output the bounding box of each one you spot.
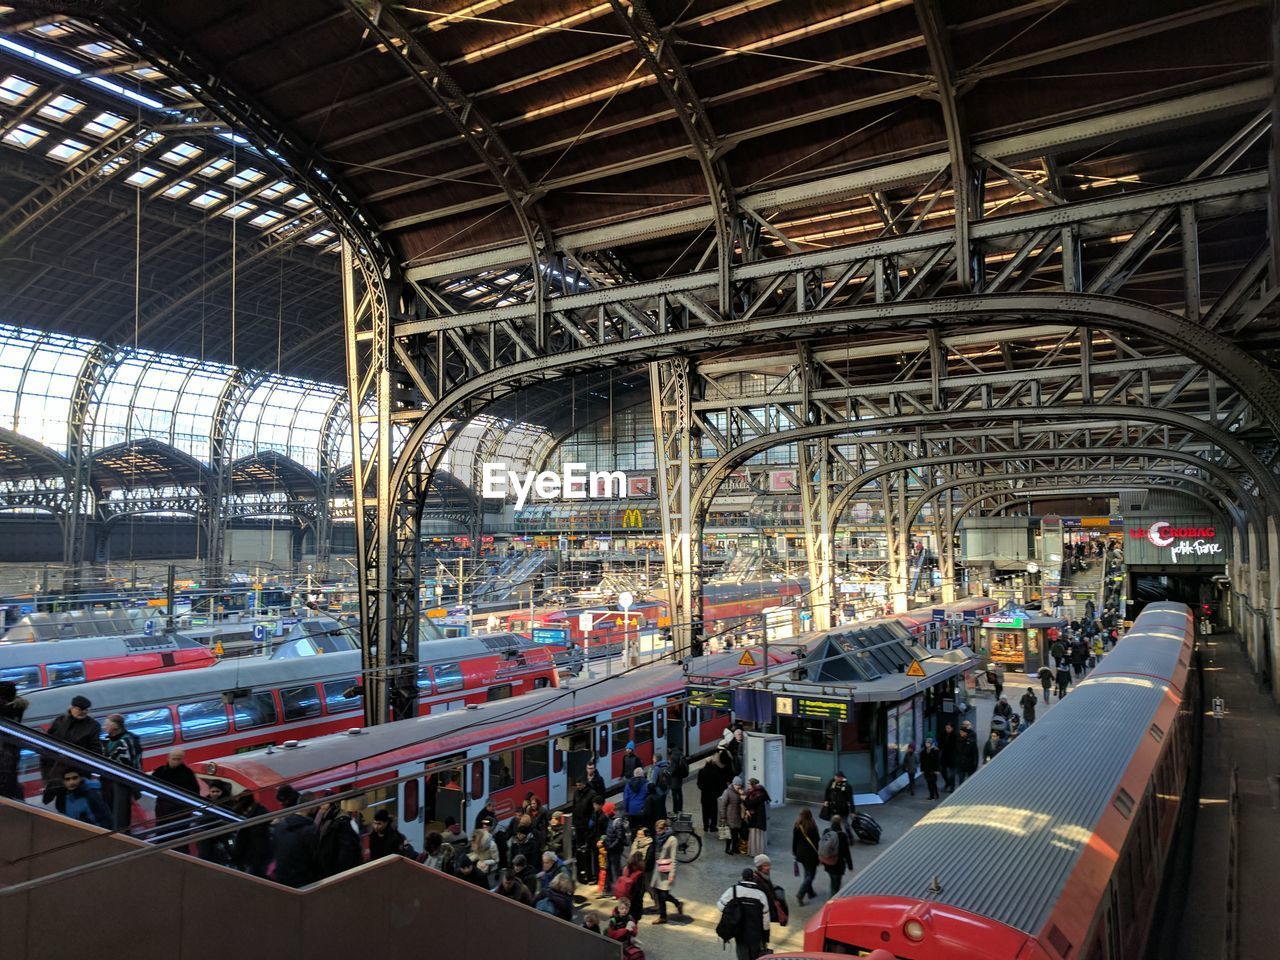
[977,609,1067,674]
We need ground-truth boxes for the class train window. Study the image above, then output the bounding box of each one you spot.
[533,677,551,689]
[553,748,563,774]
[598,725,608,757]
[522,743,549,782]
[656,709,665,740]
[634,715,654,744]
[0,666,40,692]
[432,662,463,692]
[281,685,322,722]
[47,661,86,686]
[122,708,175,748]
[178,699,230,740]
[491,750,517,792]
[233,692,278,731]
[1113,788,1135,819]
[323,678,360,712]
[486,684,513,702]
[611,720,631,754]
[416,666,432,690]
[471,761,483,799]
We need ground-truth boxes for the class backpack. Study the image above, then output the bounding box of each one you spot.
[535,896,559,916]
[674,755,689,780]
[716,885,744,943]
[656,767,672,792]
[818,829,840,866]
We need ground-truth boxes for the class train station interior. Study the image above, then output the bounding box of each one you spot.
[0,2,1278,959]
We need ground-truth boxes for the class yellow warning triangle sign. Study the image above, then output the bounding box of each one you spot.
[738,650,757,667]
[905,659,926,678]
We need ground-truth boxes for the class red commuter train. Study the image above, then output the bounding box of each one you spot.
[0,630,216,692]
[805,602,1198,960]
[195,645,794,850]
[15,632,560,795]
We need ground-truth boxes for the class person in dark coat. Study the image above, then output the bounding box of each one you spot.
[473,800,498,832]
[40,695,101,791]
[621,742,641,779]
[982,731,1004,765]
[791,808,820,905]
[53,767,112,828]
[920,738,941,800]
[584,759,607,799]
[1056,663,1072,699]
[0,682,29,801]
[697,753,728,831]
[455,854,490,888]
[992,698,1013,722]
[231,792,273,878]
[494,868,534,905]
[271,784,319,887]
[1039,665,1054,703]
[820,817,854,898]
[939,722,958,792]
[101,713,142,832]
[823,770,854,820]
[150,748,200,823]
[1020,687,1038,726]
[955,729,979,787]
[368,808,407,860]
[315,793,363,878]
[743,778,770,856]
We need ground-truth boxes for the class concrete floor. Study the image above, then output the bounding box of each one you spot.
[575,687,1073,959]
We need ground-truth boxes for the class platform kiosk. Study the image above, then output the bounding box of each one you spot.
[977,607,1066,673]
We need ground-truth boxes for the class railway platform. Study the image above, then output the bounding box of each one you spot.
[1174,631,1280,960]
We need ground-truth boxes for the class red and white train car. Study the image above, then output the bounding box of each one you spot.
[196,645,795,849]
[0,630,216,692]
[16,633,560,794]
[805,602,1198,960]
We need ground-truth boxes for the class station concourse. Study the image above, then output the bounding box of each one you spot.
[0,2,1278,959]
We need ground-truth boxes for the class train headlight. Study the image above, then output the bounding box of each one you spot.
[903,919,926,942]
[205,762,217,774]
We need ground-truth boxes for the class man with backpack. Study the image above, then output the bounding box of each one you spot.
[649,753,673,819]
[716,867,772,959]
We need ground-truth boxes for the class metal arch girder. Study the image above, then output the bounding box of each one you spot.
[914,0,973,290]
[608,0,737,314]
[688,404,1280,521]
[342,0,554,339]
[827,445,1256,541]
[389,293,1280,500]
[204,368,268,585]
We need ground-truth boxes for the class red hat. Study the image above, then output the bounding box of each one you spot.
[602,802,617,816]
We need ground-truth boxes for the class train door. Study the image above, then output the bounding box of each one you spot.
[421,751,468,837]
[609,715,631,781]
[564,717,597,790]
[487,737,523,821]
[666,703,687,756]
[633,707,656,768]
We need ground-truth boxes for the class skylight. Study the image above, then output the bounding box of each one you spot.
[305,229,336,245]
[30,21,77,39]
[38,94,86,122]
[190,189,226,209]
[3,122,47,149]
[124,166,164,188]
[77,40,123,60]
[225,167,265,189]
[284,192,312,210]
[83,111,127,138]
[221,201,257,219]
[197,157,233,177]
[159,141,201,166]
[132,130,164,151]
[258,180,294,200]
[46,137,91,162]
[248,210,285,228]
[0,75,37,104]
[162,179,197,199]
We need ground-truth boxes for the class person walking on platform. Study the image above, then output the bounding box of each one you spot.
[920,739,941,800]
[991,662,1005,701]
[743,777,771,856]
[902,743,919,795]
[624,766,651,833]
[955,729,979,787]
[649,819,685,923]
[1056,662,1072,700]
[716,867,772,960]
[823,770,855,821]
[603,801,628,888]
[699,753,729,831]
[792,808,821,905]
[982,731,1004,765]
[271,784,319,888]
[1020,687,1038,726]
[1039,665,1054,703]
[668,745,688,814]
[585,759,607,799]
[939,723,958,792]
[818,816,853,898]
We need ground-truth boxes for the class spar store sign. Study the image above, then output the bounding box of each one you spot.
[1128,521,1223,564]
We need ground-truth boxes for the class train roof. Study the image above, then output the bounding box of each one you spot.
[837,607,1194,937]
[1088,602,1192,688]
[19,632,550,723]
[0,630,207,666]
[203,646,783,786]
[839,676,1171,936]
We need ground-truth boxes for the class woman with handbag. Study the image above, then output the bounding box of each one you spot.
[791,808,821,905]
[718,776,745,855]
[649,819,685,924]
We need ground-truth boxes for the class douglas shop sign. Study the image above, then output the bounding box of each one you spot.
[1129,521,1222,563]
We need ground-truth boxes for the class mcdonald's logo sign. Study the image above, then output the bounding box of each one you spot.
[622,508,645,528]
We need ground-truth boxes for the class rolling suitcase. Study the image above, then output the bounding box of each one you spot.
[850,811,882,844]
